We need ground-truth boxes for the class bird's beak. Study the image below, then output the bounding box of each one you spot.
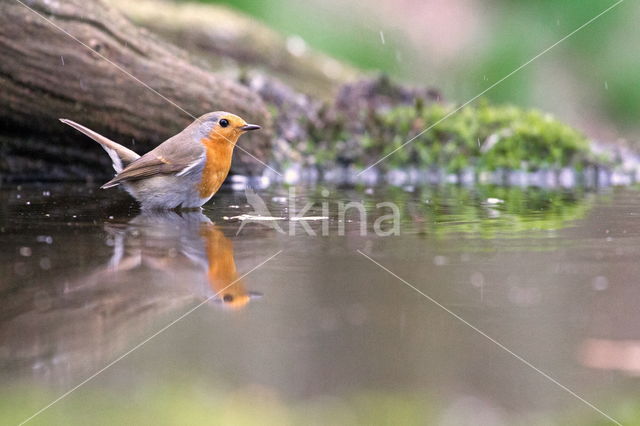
[240,124,261,132]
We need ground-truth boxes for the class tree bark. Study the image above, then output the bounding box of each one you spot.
[111,0,358,100]
[0,0,438,182]
[0,0,276,180]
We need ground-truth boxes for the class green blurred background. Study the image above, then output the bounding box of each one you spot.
[196,0,636,144]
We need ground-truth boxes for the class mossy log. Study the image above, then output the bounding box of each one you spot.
[111,0,358,100]
[0,0,607,183]
[0,0,279,180]
[0,0,414,182]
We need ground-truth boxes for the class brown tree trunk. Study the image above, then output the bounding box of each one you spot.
[0,0,434,182]
[111,0,358,100]
[0,0,276,180]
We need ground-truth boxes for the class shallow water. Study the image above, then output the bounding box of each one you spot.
[1,183,640,425]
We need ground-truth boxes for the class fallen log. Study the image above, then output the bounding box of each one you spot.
[0,0,274,180]
[111,0,358,100]
[0,0,604,183]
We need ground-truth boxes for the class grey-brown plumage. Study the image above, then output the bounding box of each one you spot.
[100,120,208,189]
[60,111,260,209]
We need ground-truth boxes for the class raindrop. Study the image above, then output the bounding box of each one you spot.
[37,235,53,244]
[470,272,484,287]
[433,255,448,266]
[286,35,307,57]
[19,247,32,257]
[592,276,608,291]
[60,56,64,66]
[379,31,386,44]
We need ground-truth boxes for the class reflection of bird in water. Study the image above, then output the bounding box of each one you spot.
[200,224,260,309]
[0,210,260,384]
[107,210,261,309]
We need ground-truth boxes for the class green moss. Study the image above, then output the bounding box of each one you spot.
[363,102,598,172]
[361,184,598,240]
[309,100,608,172]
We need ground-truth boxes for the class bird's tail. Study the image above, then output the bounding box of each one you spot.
[59,118,140,174]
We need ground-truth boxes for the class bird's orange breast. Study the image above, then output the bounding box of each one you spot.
[200,223,250,309]
[197,136,234,198]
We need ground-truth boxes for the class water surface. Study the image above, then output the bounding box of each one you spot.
[1,183,640,425]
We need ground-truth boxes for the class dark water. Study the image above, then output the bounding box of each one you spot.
[1,183,640,425]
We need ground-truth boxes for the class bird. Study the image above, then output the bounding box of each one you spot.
[60,111,261,209]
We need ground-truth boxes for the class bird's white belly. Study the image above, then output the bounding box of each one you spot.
[125,173,212,209]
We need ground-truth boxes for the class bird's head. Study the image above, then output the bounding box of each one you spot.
[195,111,260,146]
[214,289,263,310]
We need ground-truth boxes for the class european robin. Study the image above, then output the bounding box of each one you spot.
[60,112,260,209]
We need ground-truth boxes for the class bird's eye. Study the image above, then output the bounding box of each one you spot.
[219,119,229,128]
[222,294,234,303]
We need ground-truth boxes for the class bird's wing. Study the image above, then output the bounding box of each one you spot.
[102,134,205,188]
